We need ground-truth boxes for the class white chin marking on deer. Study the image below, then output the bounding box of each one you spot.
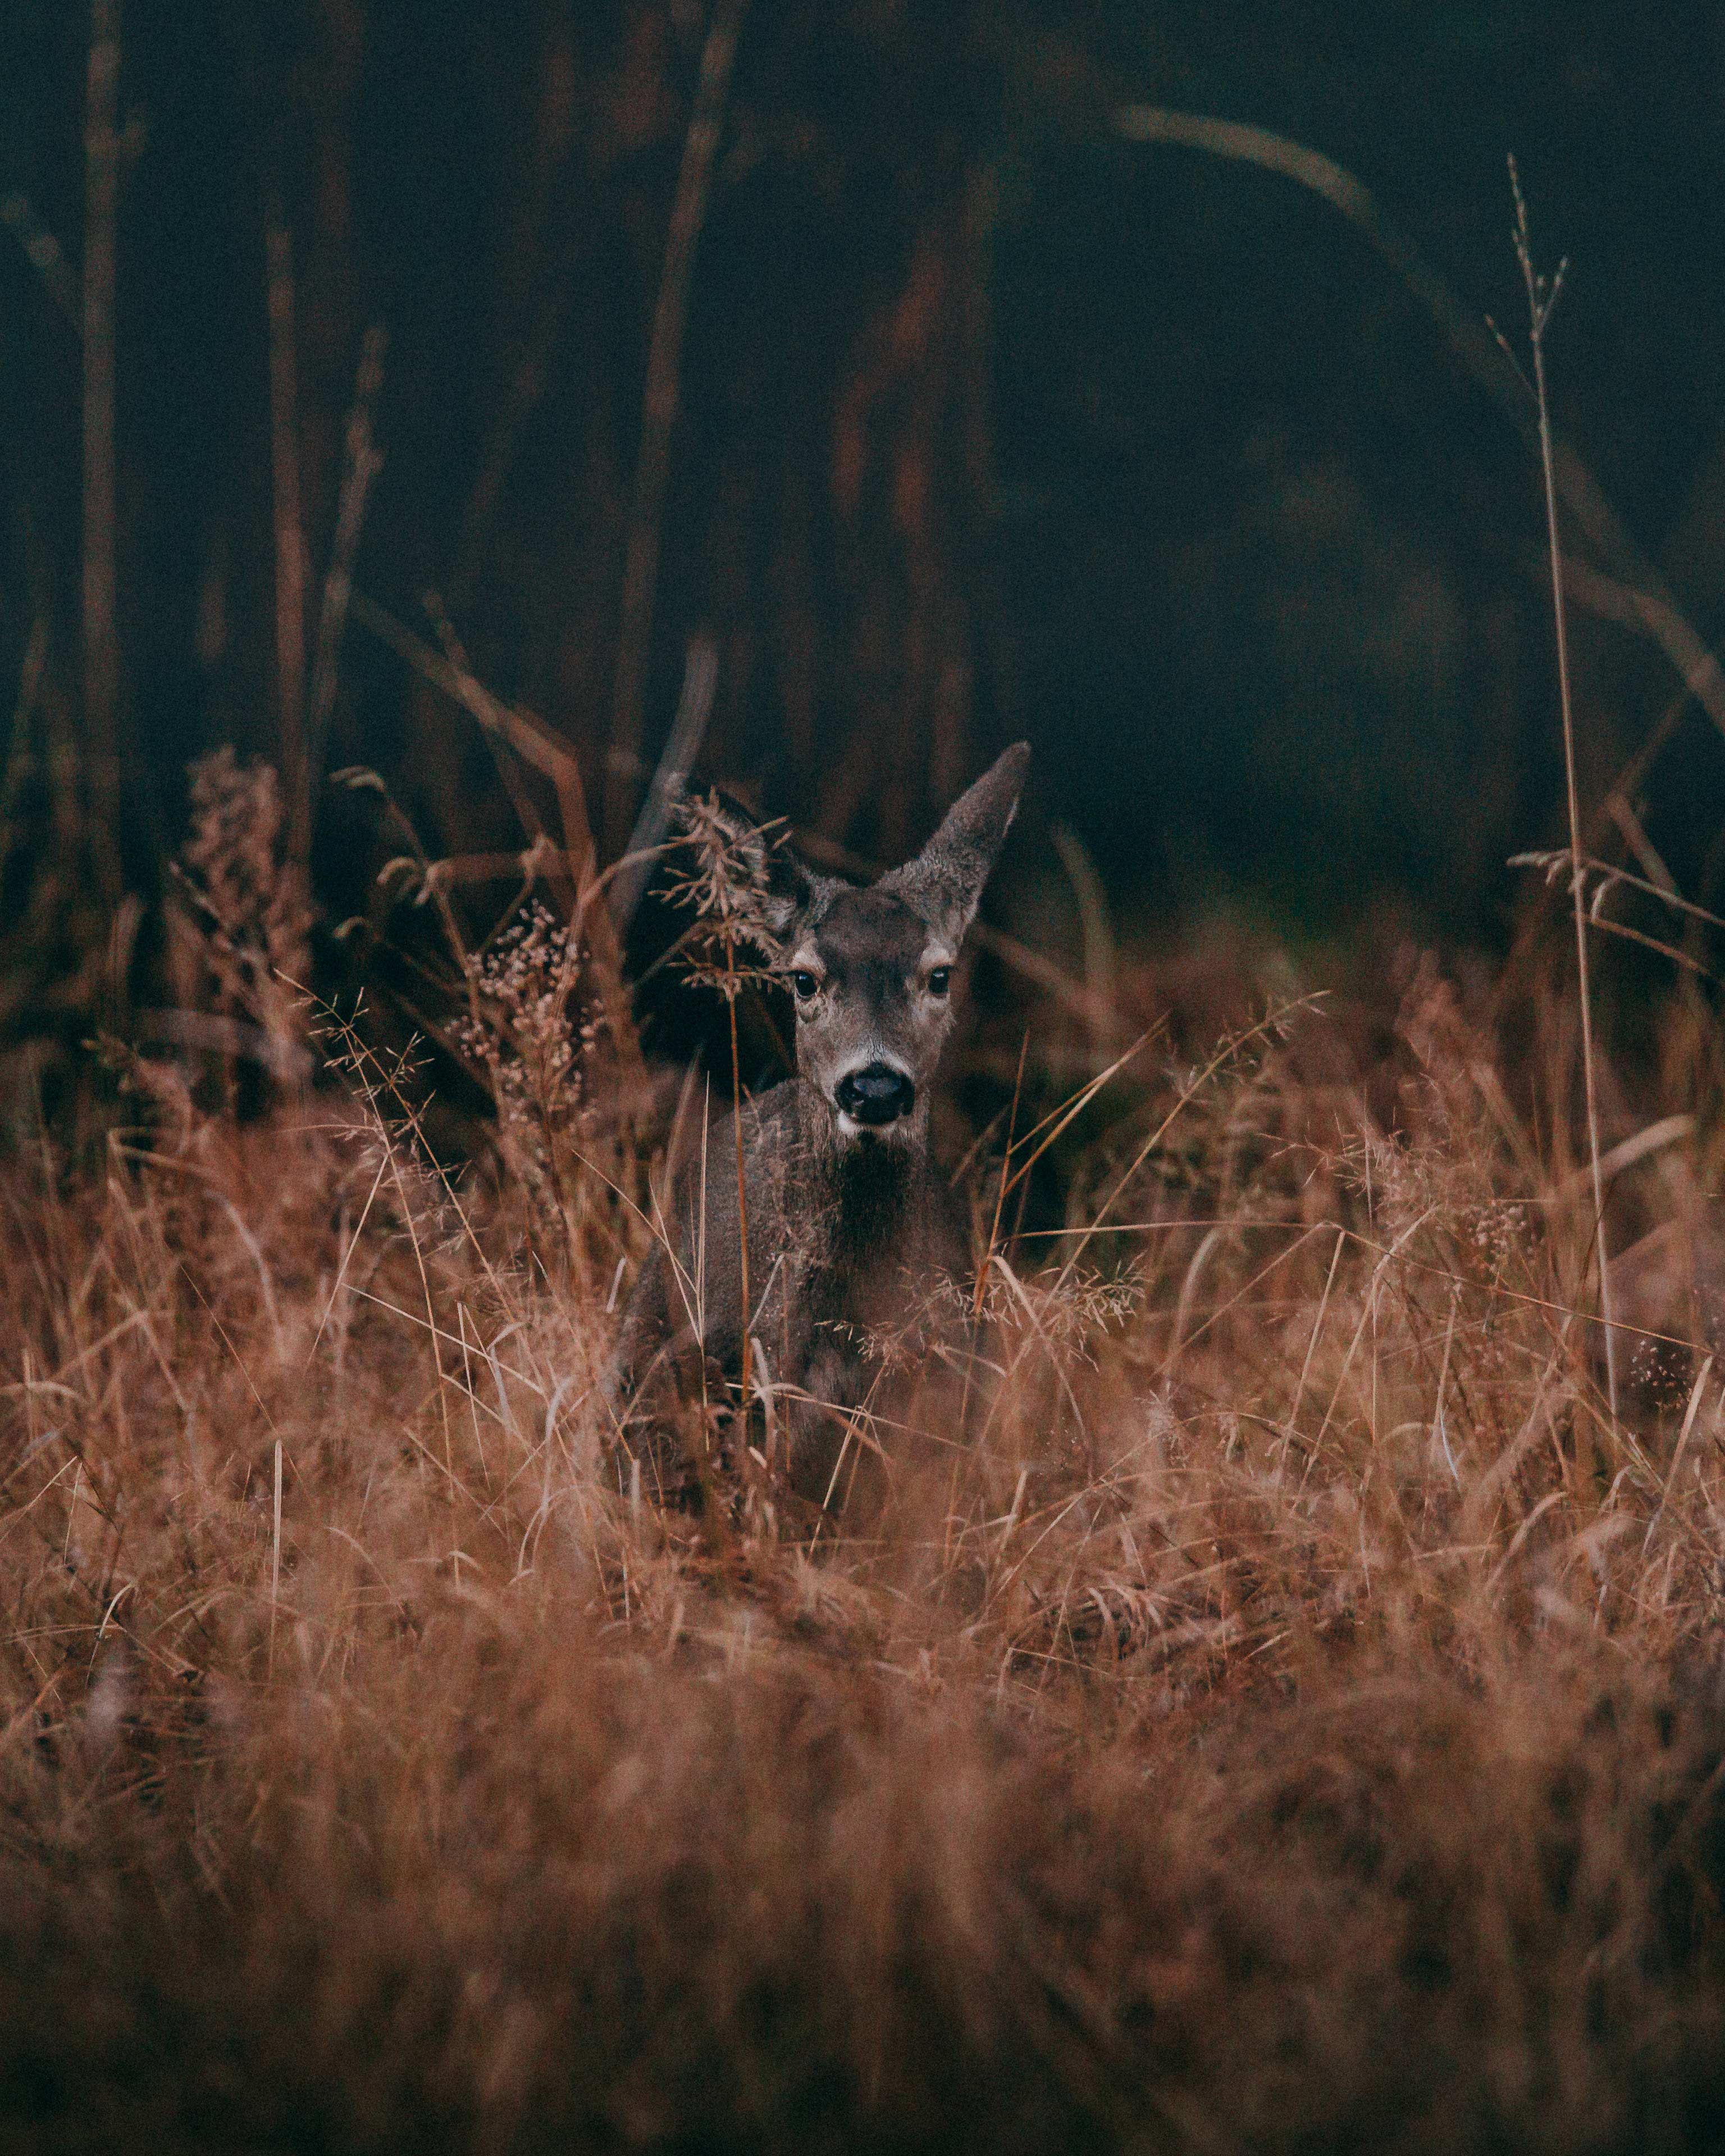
[834,1109,912,1145]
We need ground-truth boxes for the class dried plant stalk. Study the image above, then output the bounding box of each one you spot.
[605,0,749,858]
[83,0,121,862]
[305,323,387,835]
[265,177,310,866]
[1509,158,1618,1426]
[725,926,752,1423]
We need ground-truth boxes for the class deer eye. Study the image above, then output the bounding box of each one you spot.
[791,970,820,1002]
[927,966,951,997]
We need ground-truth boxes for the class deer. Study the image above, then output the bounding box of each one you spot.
[606,742,1030,1511]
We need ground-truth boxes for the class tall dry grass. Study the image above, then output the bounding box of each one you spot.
[6,783,1725,2152]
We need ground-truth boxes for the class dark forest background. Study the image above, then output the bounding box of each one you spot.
[3,0,1724,1050]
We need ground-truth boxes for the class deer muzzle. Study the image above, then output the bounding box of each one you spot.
[834,1062,916,1128]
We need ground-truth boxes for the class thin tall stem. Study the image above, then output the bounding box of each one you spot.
[605,0,747,860]
[724,929,752,1427]
[1512,161,1618,1426]
[306,323,387,843]
[265,176,309,866]
[83,0,121,865]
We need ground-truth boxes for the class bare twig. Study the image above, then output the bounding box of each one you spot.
[1575,911,1718,984]
[1512,846,1725,960]
[270,1437,283,1674]
[307,323,387,838]
[610,633,719,937]
[976,1029,1030,1320]
[605,0,748,858]
[265,176,311,866]
[83,0,122,858]
[352,596,587,796]
[725,927,752,1423]
[349,593,644,1085]
[1507,158,1617,1426]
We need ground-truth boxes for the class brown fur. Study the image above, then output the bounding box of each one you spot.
[608,744,1029,1502]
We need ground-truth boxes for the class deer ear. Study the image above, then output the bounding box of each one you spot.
[676,786,824,947]
[879,742,1030,941]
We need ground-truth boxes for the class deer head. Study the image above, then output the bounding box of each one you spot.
[689,743,1030,1147]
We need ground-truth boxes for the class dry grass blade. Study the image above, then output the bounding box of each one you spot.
[1507,156,1618,1425]
[606,0,750,856]
[81,0,123,870]
[305,322,387,831]
[8,737,1725,2148]
[264,175,309,866]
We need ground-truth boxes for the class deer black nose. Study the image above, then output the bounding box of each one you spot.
[834,1062,916,1126]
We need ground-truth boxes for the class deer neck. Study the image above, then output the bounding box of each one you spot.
[793,1078,929,1246]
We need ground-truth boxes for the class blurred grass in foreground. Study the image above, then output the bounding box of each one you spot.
[6,774,1725,2152]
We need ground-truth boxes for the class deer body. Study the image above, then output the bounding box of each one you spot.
[608,743,1029,1501]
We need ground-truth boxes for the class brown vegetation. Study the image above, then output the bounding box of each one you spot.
[6,16,1725,2149]
[7,803,1725,2151]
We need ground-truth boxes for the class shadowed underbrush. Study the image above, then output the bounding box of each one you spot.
[7,928,1725,2152]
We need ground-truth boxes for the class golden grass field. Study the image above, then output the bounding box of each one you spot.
[6,768,1725,2155]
